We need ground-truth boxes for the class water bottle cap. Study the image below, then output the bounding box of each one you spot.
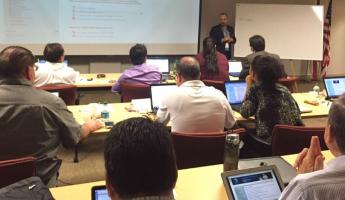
[226,133,240,145]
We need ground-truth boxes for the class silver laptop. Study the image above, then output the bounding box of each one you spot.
[323,76,345,100]
[147,58,170,80]
[221,165,285,200]
[229,61,243,77]
[224,81,247,112]
[150,84,177,112]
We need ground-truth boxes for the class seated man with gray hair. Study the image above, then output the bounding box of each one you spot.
[280,93,345,199]
[156,56,236,133]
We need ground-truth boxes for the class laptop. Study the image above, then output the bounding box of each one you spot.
[228,61,243,77]
[91,185,110,200]
[224,81,247,112]
[323,76,345,100]
[150,84,178,112]
[147,58,170,80]
[221,165,285,200]
[238,156,297,185]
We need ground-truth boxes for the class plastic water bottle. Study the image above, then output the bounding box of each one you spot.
[224,133,240,171]
[101,103,110,122]
[313,84,320,95]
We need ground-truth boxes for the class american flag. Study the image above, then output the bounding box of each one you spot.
[321,0,333,76]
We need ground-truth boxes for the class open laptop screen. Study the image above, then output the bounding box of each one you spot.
[228,61,243,76]
[147,58,169,74]
[150,84,177,110]
[323,77,345,99]
[227,169,283,200]
[91,186,110,200]
[222,166,285,200]
[225,81,247,104]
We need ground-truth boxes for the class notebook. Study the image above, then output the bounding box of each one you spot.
[221,165,285,200]
[224,81,247,112]
[228,61,243,77]
[323,76,345,100]
[91,185,110,200]
[147,58,170,80]
[150,84,178,112]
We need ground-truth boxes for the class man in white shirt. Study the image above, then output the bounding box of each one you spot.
[156,57,236,133]
[34,43,79,87]
[280,93,345,200]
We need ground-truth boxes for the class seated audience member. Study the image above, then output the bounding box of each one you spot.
[156,57,236,133]
[0,46,103,187]
[104,117,177,200]
[195,37,230,81]
[34,43,80,87]
[239,35,286,80]
[111,44,161,93]
[280,94,345,200]
[240,55,303,155]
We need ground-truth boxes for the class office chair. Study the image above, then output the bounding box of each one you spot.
[172,128,246,169]
[271,124,328,156]
[120,82,150,102]
[0,157,37,188]
[37,84,78,105]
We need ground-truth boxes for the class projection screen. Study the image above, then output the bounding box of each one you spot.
[0,0,201,55]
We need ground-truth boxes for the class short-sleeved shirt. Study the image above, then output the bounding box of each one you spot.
[0,78,81,184]
[240,84,303,144]
[156,80,236,133]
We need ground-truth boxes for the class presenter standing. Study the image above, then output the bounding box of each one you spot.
[210,13,236,60]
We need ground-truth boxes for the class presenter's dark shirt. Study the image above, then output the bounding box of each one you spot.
[0,78,81,185]
[210,24,236,60]
[195,51,230,81]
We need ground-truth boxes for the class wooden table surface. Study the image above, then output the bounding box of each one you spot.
[50,150,334,200]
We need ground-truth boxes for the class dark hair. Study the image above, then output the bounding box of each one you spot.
[176,57,200,80]
[0,46,35,78]
[249,35,265,52]
[104,117,177,198]
[219,12,228,18]
[202,37,218,73]
[129,44,147,65]
[328,94,345,154]
[252,55,282,92]
[43,43,64,63]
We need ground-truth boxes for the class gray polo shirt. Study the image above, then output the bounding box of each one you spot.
[0,78,81,184]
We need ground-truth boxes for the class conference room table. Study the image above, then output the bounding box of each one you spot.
[50,150,334,200]
[76,73,121,89]
[75,73,239,89]
[68,92,330,134]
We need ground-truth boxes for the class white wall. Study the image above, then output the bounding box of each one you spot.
[326,0,345,76]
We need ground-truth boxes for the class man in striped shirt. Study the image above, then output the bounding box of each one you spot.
[280,94,345,199]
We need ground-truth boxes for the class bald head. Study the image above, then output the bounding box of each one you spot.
[176,56,200,81]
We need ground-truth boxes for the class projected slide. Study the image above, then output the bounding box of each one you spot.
[0,0,200,55]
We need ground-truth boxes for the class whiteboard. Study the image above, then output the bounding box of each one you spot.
[234,4,324,60]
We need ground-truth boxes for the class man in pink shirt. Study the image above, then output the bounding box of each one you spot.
[111,44,162,93]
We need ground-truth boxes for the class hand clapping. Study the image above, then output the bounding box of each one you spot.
[293,136,325,174]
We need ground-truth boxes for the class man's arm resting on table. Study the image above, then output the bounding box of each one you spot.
[80,120,104,139]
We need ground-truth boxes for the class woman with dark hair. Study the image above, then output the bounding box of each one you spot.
[195,37,229,81]
[240,55,303,156]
